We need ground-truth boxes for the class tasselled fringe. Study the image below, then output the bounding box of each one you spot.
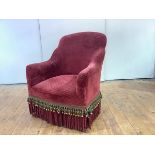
[27,93,102,131]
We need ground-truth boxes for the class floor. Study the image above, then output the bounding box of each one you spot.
[0,79,155,135]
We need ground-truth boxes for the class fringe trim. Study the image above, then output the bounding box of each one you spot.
[27,93,102,131]
[28,101,101,132]
[27,92,102,117]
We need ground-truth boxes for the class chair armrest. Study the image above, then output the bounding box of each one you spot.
[76,63,101,102]
[26,60,60,86]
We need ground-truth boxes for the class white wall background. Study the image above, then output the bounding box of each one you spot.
[104,19,155,80]
[0,20,42,84]
[0,19,155,84]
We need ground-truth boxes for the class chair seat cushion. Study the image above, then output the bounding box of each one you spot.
[29,75,84,106]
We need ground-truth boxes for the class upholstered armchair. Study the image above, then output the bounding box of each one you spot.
[26,32,107,131]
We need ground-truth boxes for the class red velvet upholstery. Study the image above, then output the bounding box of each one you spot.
[31,75,81,106]
[26,32,107,131]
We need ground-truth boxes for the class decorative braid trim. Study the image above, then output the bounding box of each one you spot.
[27,92,102,117]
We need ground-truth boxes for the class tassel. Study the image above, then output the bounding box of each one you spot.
[65,113,67,128]
[83,115,86,129]
[44,109,47,121]
[39,107,42,118]
[32,104,35,116]
[35,106,37,117]
[46,110,49,123]
[37,106,40,117]
[31,103,33,114]
[52,111,55,125]
[80,117,83,131]
[46,109,49,122]
[49,110,52,124]
[66,114,68,128]
[77,117,80,131]
[42,108,45,120]
[70,114,73,129]
[81,116,84,131]
[44,109,47,120]
[41,108,44,119]
[67,114,70,128]
[29,102,32,114]
[66,113,68,128]
[76,116,78,130]
[63,113,66,127]
[54,111,58,125]
[33,104,37,117]
[58,112,62,126]
[68,114,71,129]
[79,116,82,131]
[74,116,77,130]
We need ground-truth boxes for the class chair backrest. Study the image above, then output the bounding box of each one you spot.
[51,32,107,75]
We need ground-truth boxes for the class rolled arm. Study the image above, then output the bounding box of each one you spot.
[76,63,101,100]
[26,60,60,86]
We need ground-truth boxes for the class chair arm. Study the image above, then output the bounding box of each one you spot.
[26,60,60,86]
[76,63,101,101]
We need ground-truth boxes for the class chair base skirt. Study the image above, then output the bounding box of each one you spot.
[28,101,101,132]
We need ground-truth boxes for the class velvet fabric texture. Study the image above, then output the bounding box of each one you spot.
[27,32,106,106]
[26,32,107,131]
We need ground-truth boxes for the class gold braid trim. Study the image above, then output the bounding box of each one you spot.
[27,92,102,117]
